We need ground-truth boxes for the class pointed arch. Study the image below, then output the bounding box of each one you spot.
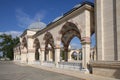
[22,37,27,48]
[44,32,55,61]
[33,38,40,49]
[60,22,81,61]
[60,22,81,45]
[33,38,40,61]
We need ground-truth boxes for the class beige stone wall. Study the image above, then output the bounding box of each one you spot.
[95,0,104,60]
[103,0,115,60]
[116,0,120,60]
[91,61,120,79]
[96,0,120,61]
[93,67,120,79]
[21,54,27,63]
[27,30,36,36]
[93,0,120,78]
[28,53,35,64]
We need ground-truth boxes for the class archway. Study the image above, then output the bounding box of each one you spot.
[69,37,82,62]
[44,32,55,62]
[60,22,81,62]
[71,51,78,60]
[33,38,40,61]
[22,37,27,49]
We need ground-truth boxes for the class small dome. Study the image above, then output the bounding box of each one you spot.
[28,21,46,30]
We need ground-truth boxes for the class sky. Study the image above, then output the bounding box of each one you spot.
[0,0,95,50]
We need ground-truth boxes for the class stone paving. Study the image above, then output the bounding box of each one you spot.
[0,61,83,80]
[23,62,119,80]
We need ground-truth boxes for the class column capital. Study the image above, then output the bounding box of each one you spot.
[41,48,45,51]
[21,50,27,54]
[54,45,61,49]
[81,37,90,44]
[28,49,35,53]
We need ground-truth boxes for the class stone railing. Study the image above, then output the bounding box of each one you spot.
[34,60,40,64]
[43,61,55,67]
[58,62,82,71]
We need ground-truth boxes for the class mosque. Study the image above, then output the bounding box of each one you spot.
[14,0,120,79]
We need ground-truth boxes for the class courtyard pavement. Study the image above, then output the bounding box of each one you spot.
[0,61,119,80]
[17,62,119,80]
[0,61,82,80]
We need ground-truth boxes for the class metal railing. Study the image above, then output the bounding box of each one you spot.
[58,62,82,71]
[43,61,55,67]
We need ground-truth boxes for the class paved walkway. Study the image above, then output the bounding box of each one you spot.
[15,62,119,80]
[0,61,83,80]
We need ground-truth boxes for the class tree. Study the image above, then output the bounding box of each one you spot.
[0,34,20,60]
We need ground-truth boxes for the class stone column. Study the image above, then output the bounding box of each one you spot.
[38,49,41,61]
[27,49,35,64]
[55,46,60,68]
[81,40,90,69]
[64,47,68,62]
[41,48,45,65]
[80,9,91,72]
[116,0,120,61]
[48,50,51,61]
[20,47,28,63]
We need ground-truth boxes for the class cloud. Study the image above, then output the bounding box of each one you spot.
[16,9,46,29]
[0,31,22,38]
[34,12,45,21]
[28,22,46,29]
[70,43,82,49]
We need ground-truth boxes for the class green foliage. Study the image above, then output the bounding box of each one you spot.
[60,50,65,60]
[0,34,20,60]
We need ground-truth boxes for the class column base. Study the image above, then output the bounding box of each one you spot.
[20,61,27,64]
[81,68,90,74]
[27,61,34,64]
[28,60,40,65]
[40,61,43,65]
[55,62,59,68]
[90,61,120,79]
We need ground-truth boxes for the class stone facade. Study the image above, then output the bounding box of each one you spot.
[91,0,120,79]
[14,0,120,79]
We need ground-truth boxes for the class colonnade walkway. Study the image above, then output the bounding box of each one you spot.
[14,61,119,80]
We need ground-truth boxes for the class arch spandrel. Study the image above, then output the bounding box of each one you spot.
[59,22,82,62]
[60,22,80,35]
[60,22,81,46]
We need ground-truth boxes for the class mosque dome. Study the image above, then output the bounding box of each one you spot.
[28,21,46,30]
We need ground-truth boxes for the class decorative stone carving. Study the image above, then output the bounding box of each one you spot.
[81,37,90,44]
[28,49,35,53]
